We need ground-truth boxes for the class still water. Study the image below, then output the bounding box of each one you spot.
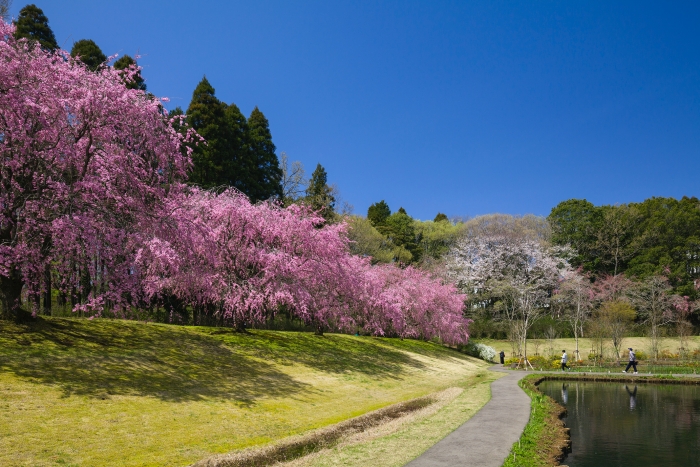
[539,380,700,467]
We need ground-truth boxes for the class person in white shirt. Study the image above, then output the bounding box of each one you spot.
[561,350,569,371]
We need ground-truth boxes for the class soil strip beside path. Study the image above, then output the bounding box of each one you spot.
[404,367,529,467]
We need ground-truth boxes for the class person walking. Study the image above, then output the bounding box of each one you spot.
[499,350,505,365]
[561,349,569,371]
[623,348,638,374]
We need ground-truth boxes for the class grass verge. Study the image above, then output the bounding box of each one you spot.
[0,317,487,467]
[501,375,569,467]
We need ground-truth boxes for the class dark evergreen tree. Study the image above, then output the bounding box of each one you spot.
[113,55,147,91]
[224,103,251,193]
[305,163,335,222]
[434,212,449,223]
[367,200,391,226]
[246,107,283,202]
[185,76,230,188]
[14,4,57,51]
[70,39,107,71]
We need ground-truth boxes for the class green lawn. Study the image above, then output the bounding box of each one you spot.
[0,318,488,467]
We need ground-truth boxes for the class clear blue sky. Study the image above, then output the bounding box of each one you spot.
[13,1,700,220]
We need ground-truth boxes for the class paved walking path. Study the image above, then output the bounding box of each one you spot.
[404,366,530,467]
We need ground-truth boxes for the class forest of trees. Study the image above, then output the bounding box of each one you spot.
[548,197,700,297]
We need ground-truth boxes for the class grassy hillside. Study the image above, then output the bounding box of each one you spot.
[0,318,488,467]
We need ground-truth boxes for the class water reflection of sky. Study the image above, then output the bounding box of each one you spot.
[539,381,700,467]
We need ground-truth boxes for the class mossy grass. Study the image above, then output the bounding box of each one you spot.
[0,317,486,467]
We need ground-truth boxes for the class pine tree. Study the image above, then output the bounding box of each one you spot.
[14,4,57,51]
[367,201,391,226]
[246,107,283,202]
[185,76,230,188]
[306,163,335,222]
[224,103,251,193]
[70,39,107,71]
[434,212,449,222]
[113,55,146,91]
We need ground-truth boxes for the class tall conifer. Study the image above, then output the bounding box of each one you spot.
[14,4,57,51]
[224,103,250,192]
[186,76,231,188]
[246,107,283,202]
[306,163,336,222]
[367,201,391,226]
[71,39,107,71]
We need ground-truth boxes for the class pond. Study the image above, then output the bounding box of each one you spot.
[539,380,700,467]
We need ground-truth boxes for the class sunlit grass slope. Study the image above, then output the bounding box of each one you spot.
[0,318,487,467]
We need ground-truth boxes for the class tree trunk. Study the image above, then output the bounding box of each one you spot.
[43,264,52,315]
[57,291,66,308]
[0,268,30,322]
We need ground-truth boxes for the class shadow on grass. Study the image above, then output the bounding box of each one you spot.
[0,319,311,405]
[197,327,465,377]
[0,318,464,404]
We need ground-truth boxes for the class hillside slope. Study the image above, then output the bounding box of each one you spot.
[0,318,487,467]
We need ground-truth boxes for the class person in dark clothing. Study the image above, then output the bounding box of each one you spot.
[623,348,638,374]
[499,350,505,365]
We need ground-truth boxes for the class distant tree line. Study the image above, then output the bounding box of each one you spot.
[344,201,463,266]
[549,197,700,298]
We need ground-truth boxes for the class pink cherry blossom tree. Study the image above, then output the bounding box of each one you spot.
[0,20,192,320]
[137,188,470,343]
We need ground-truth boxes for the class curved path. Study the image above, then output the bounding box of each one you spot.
[404,367,530,467]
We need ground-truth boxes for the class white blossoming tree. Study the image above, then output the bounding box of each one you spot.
[446,216,570,365]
